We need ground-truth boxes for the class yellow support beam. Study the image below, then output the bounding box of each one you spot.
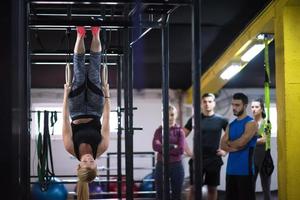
[275,0,300,199]
[185,1,275,104]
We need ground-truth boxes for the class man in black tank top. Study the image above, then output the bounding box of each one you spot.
[184,93,228,200]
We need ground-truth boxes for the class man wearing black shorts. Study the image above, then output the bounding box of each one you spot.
[220,93,258,200]
[183,93,228,200]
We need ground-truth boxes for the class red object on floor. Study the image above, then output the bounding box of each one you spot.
[108,175,139,198]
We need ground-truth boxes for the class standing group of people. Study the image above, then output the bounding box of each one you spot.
[152,92,272,200]
[61,26,272,200]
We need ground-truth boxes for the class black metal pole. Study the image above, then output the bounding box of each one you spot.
[161,14,170,200]
[124,27,134,200]
[15,0,30,199]
[128,29,135,200]
[123,27,129,200]
[117,55,123,199]
[123,27,128,200]
[25,2,32,199]
[0,0,30,199]
[192,0,203,199]
[28,0,192,4]
[28,18,162,29]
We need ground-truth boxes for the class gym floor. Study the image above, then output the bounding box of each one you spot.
[218,190,278,200]
[65,190,278,199]
[181,189,278,200]
[66,191,278,200]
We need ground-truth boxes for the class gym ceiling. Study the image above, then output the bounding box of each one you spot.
[30,0,274,90]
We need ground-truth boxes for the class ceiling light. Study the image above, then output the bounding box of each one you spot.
[257,34,265,40]
[241,44,265,62]
[220,63,243,80]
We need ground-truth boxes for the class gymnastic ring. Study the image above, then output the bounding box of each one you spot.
[65,63,72,85]
[101,63,108,86]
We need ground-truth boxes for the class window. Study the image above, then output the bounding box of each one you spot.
[109,111,119,133]
[30,105,62,139]
[269,104,277,137]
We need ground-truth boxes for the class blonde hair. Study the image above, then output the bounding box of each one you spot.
[169,104,178,118]
[76,165,97,200]
[168,104,177,113]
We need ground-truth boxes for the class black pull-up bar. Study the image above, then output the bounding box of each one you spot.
[29,18,162,29]
[29,0,192,5]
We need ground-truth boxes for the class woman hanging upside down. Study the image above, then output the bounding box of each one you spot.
[62,26,110,200]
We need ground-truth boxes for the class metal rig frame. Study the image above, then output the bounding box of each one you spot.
[27,0,203,199]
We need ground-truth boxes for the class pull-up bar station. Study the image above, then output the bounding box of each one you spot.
[27,1,203,200]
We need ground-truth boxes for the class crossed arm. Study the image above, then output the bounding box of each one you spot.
[152,128,185,156]
[220,121,258,152]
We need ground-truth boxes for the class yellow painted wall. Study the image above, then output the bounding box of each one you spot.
[275,3,300,199]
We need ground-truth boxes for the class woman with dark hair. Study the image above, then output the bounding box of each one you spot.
[62,26,110,200]
[251,98,272,200]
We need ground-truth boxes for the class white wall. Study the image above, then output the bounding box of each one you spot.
[30,88,278,192]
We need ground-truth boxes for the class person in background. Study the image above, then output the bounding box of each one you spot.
[183,93,228,200]
[221,92,258,200]
[62,26,111,200]
[152,104,185,200]
[251,98,272,200]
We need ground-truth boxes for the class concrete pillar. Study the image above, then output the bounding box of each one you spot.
[275,1,300,199]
